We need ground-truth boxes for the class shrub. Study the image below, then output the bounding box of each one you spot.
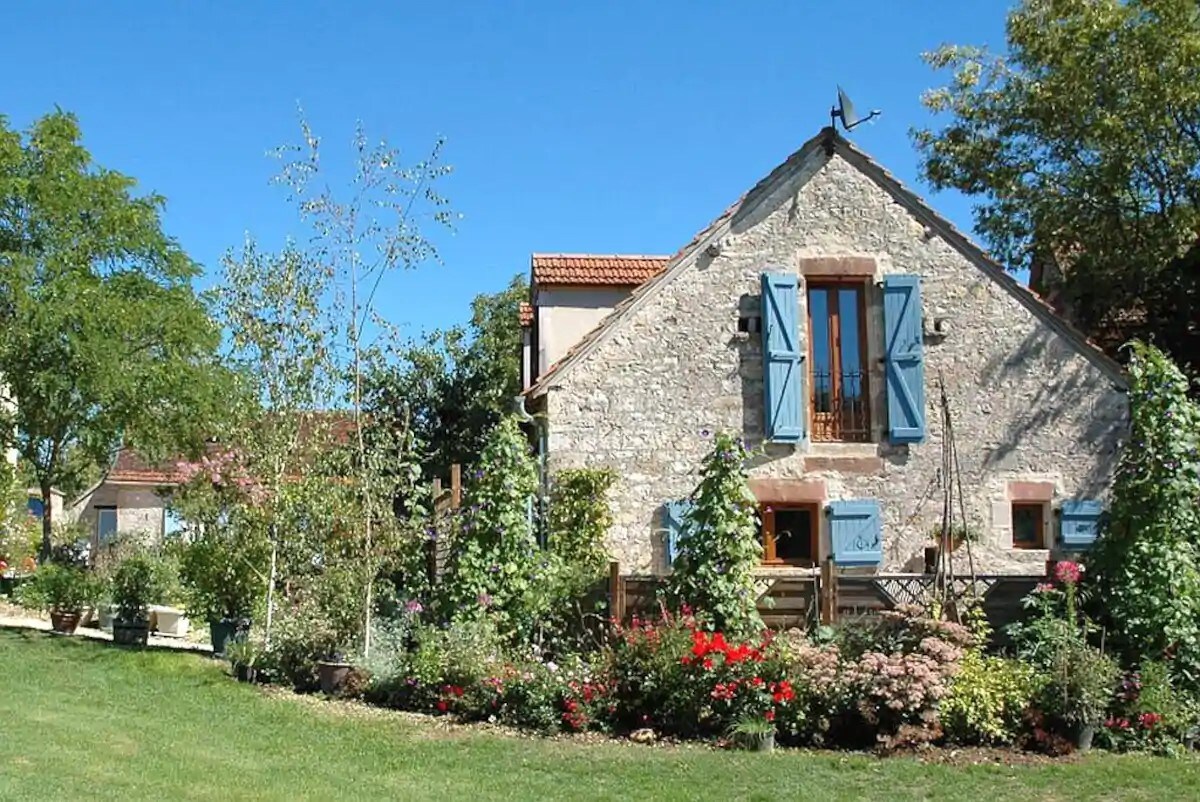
[178,530,265,623]
[667,433,762,636]
[1101,660,1200,755]
[111,554,173,624]
[1038,639,1119,733]
[598,610,793,739]
[17,563,102,614]
[941,651,1042,745]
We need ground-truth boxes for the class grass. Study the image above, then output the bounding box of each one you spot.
[2,629,1199,802]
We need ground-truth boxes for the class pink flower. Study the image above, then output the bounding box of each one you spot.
[1054,560,1083,585]
[1034,582,1055,593]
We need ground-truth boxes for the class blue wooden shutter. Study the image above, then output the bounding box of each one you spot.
[1061,500,1103,548]
[828,499,882,566]
[883,274,926,443]
[760,272,804,443]
[663,499,693,566]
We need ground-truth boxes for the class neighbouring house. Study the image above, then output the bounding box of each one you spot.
[71,449,189,550]
[521,127,1128,578]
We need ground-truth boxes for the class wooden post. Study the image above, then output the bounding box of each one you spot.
[819,558,839,625]
[608,561,624,627]
[450,463,462,509]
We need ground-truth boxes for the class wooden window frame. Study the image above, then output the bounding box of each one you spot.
[761,503,820,567]
[1011,502,1046,550]
[805,278,871,442]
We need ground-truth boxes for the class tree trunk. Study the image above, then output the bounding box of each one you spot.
[38,482,53,562]
[265,532,278,649]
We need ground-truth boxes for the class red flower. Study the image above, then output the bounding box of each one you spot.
[1054,560,1083,586]
[765,709,775,722]
[1139,712,1163,729]
[435,700,449,713]
[702,658,714,670]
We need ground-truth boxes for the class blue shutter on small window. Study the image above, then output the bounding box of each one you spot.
[829,499,882,566]
[663,499,693,566]
[883,274,926,443]
[1061,500,1103,548]
[26,498,44,519]
[760,272,805,442]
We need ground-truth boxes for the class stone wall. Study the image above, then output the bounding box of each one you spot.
[74,484,166,545]
[541,152,1126,575]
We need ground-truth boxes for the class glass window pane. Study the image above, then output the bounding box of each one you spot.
[1013,505,1041,547]
[838,287,863,400]
[97,508,118,544]
[774,508,814,564]
[808,288,831,412]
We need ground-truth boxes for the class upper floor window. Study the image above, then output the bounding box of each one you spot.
[807,282,870,442]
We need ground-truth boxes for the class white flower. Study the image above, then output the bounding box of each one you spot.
[545,661,559,673]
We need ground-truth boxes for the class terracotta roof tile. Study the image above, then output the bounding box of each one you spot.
[531,254,670,286]
[518,301,533,327]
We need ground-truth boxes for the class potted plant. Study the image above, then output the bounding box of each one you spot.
[729,714,776,752]
[1043,640,1119,750]
[317,648,354,696]
[110,554,171,646]
[16,563,101,634]
[225,638,262,683]
[178,534,261,656]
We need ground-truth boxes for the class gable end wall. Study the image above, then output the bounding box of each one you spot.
[544,154,1126,574]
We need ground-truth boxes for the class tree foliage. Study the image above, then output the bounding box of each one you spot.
[913,0,1200,371]
[667,433,762,636]
[0,111,230,555]
[365,273,527,479]
[1091,342,1200,689]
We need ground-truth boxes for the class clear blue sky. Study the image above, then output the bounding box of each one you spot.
[4,1,1010,337]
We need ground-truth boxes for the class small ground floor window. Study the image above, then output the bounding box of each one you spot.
[1012,502,1046,549]
[760,504,818,566]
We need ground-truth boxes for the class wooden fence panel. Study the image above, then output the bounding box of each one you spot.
[604,565,1045,646]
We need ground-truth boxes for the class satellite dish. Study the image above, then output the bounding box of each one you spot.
[830,86,881,132]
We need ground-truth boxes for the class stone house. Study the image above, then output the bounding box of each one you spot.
[72,449,189,549]
[521,127,1127,577]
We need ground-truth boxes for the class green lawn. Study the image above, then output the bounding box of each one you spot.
[2,629,1198,802]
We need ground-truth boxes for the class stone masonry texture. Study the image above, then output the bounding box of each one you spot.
[541,152,1127,575]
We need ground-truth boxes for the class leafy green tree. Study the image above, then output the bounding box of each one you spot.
[441,415,544,640]
[913,0,1200,371]
[0,111,230,557]
[1091,342,1200,688]
[365,273,527,479]
[667,432,762,636]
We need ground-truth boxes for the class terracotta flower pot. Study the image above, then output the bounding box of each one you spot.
[49,610,81,635]
[318,661,352,696]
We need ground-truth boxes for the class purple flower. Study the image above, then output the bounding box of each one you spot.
[488,564,500,573]
[404,599,424,615]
